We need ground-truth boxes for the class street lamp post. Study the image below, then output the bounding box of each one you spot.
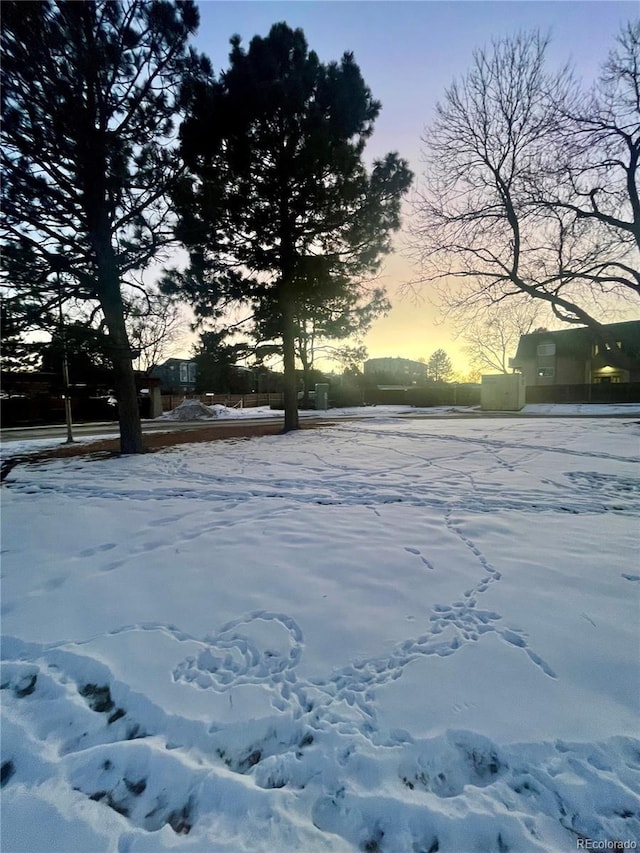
[57,274,74,444]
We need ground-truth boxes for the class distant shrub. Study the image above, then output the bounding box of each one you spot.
[405,383,480,408]
[329,385,365,408]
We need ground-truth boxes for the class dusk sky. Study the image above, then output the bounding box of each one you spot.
[190,1,636,373]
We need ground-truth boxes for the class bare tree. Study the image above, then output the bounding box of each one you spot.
[126,290,190,374]
[412,25,640,371]
[549,22,640,258]
[461,300,542,375]
[325,344,369,374]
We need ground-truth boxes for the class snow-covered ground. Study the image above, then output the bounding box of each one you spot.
[156,399,640,423]
[1,413,639,852]
[0,433,122,464]
[155,400,479,423]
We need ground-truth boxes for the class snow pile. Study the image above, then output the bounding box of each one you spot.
[2,416,639,851]
[209,403,281,420]
[156,401,283,421]
[158,398,216,421]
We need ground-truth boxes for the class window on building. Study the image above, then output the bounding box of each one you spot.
[594,341,622,356]
[188,363,196,383]
[179,363,188,383]
[537,367,555,378]
[536,342,556,357]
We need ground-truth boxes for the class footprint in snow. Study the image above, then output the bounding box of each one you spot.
[78,543,117,558]
[501,629,527,648]
[148,515,185,528]
[404,547,435,570]
[99,560,126,573]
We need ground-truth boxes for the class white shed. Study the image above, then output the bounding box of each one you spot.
[481,374,526,411]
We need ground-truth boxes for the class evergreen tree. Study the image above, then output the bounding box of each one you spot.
[427,348,453,382]
[0,295,49,372]
[193,330,252,395]
[1,0,207,452]
[251,284,390,404]
[169,23,412,430]
[39,323,112,386]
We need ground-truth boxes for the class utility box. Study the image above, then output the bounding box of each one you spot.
[481,373,526,411]
[148,384,163,419]
[315,383,329,411]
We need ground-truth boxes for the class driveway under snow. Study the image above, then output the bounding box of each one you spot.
[1,414,639,852]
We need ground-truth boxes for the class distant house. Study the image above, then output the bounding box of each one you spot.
[511,320,640,386]
[364,357,427,386]
[150,358,197,394]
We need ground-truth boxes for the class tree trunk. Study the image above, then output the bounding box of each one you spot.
[297,321,313,408]
[100,288,145,454]
[94,231,145,454]
[300,355,311,408]
[280,293,299,432]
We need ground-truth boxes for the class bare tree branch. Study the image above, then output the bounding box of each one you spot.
[410,25,640,371]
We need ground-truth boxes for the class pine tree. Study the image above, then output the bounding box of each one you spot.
[1,0,207,452]
[169,23,412,430]
[427,349,453,383]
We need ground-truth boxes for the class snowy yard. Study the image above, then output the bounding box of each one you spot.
[1,413,639,852]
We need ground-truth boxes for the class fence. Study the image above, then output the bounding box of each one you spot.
[525,382,640,404]
[161,392,285,412]
[0,395,119,427]
[363,384,482,408]
[355,382,640,408]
